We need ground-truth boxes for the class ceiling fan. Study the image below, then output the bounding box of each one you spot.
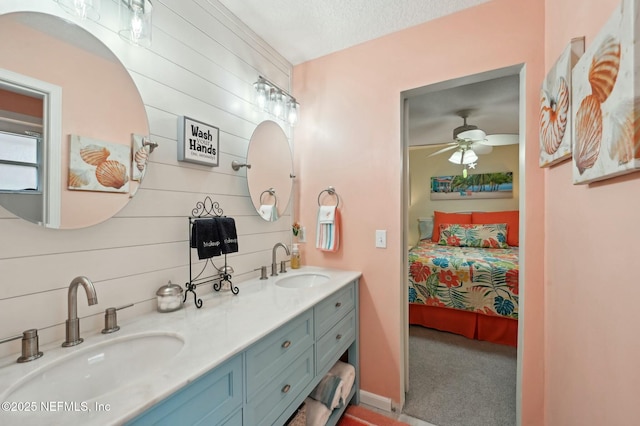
[425,113,519,163]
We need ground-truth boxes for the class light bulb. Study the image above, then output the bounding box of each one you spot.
[287,101,299,125]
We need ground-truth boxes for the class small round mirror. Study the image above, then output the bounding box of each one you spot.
[246,121,293,221]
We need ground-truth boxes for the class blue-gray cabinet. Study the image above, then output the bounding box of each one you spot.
[126,279,359,426]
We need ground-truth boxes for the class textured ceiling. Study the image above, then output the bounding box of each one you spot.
[217,0,491,65]
[217,0,518,147]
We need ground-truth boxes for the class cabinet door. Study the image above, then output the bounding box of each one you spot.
[125,354,242,426]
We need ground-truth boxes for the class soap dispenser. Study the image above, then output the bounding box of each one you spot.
[291,244,301,269]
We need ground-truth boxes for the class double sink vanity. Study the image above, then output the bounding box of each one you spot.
[0,267,361,426]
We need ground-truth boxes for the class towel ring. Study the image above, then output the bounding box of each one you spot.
[317,186,340,208]
[260,188,278,207]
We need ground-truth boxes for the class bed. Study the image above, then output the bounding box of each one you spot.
[408,211,519,347]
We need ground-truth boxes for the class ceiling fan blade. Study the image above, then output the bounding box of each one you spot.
[484,134,519,146]
[427,145,458,157]
[471,142,493,155]
[457,129,486,142]
[414,141,457,150]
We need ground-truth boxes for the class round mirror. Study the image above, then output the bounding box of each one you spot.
[0,12,150,229]
[246,121,293,221]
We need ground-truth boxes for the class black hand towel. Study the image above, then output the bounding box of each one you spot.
[216,217,238,254]
[192,218,222,259]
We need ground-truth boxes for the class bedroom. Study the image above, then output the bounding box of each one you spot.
[403,72,520,424]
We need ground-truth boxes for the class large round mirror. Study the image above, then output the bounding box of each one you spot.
[246,121,293,221]
[0,11,150,229]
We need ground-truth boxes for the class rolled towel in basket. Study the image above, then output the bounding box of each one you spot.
[309,374,344,410]
[328,361,355,406]
[304,397,332,426]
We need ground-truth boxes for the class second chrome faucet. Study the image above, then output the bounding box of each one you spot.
[62,276,98,347]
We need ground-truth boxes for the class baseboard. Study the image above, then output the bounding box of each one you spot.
[358,389,393,412]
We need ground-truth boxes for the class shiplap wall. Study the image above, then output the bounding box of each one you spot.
[0,0,293,360]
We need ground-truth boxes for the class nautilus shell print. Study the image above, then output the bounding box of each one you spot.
[574,94,603,174]
[134,146,149,172]
[95,160,129,189]
[539,37,583,168]
[540,77,570,155]
[588,36,620,103]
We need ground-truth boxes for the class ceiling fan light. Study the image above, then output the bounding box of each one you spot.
[448,150,463,164]
[462,149,478,164]
[457,129,486,141]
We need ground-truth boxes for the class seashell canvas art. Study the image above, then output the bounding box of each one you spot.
[68,135,130,193]
[539,37,584,167]
[571,0,640,184]
[131,133,149,182]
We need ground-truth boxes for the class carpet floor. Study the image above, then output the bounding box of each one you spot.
[403,325,517,426]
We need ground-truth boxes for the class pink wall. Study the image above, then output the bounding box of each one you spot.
[293,0,545,423]
[544,0,640,424]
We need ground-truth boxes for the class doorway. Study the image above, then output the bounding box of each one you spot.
[400,64,526,425]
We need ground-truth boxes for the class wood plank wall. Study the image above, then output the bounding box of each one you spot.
[0,0,293,359]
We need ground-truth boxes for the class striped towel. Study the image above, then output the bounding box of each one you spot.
[316,205,339,251]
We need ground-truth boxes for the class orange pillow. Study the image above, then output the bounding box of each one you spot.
[432,211,472,243]
[472,210,519,246]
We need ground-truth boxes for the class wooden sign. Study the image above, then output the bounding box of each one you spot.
[177,116,219,166]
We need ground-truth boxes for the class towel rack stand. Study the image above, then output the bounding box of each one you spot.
[185,196,238,309]
[317,186,340,207]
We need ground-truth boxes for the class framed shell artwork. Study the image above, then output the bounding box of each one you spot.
[68,135,130,193]
[539,37,585,167]
[571,0,640,184]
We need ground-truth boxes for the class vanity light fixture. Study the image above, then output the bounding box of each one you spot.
[55,0,101,21]
[253,76,300,126]
[118,0,153,48]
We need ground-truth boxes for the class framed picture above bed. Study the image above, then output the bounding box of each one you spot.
[430,171,513,200]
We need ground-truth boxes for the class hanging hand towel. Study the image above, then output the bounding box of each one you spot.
[192,218,222,259]
[316,205,340,252]
[216,217,238,254]
[258,204,278,221]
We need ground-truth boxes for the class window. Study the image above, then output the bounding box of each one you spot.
[0,130,41,192]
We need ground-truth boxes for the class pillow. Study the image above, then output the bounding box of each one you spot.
[418,217,434,240]
[431,211,472,243]
[438,223,509,248]
[472,210,519,246]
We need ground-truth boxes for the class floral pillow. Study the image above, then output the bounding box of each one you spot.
[438,223,509,248]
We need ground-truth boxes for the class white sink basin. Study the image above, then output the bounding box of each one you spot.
[276,273,330,288]
[4,332,184,402]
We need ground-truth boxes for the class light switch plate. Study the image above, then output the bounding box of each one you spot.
[375,230,387,248]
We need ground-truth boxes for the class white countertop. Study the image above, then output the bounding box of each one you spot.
[0,266,361,426]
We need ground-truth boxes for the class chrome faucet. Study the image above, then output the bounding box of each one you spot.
[62,276,98,347]
[271,243,290,276]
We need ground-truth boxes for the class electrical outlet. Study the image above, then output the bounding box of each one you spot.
[375,230,387,248]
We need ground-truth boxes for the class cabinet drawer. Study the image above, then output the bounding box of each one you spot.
[244,347,314,426]
[316,309,356,375]
[315,282,355,337]
[125,354,242,426]
[246,309,313,399]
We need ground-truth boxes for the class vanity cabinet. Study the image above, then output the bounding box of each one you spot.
[126,279,359,426]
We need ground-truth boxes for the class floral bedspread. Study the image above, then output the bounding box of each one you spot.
[408,240,519,319]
